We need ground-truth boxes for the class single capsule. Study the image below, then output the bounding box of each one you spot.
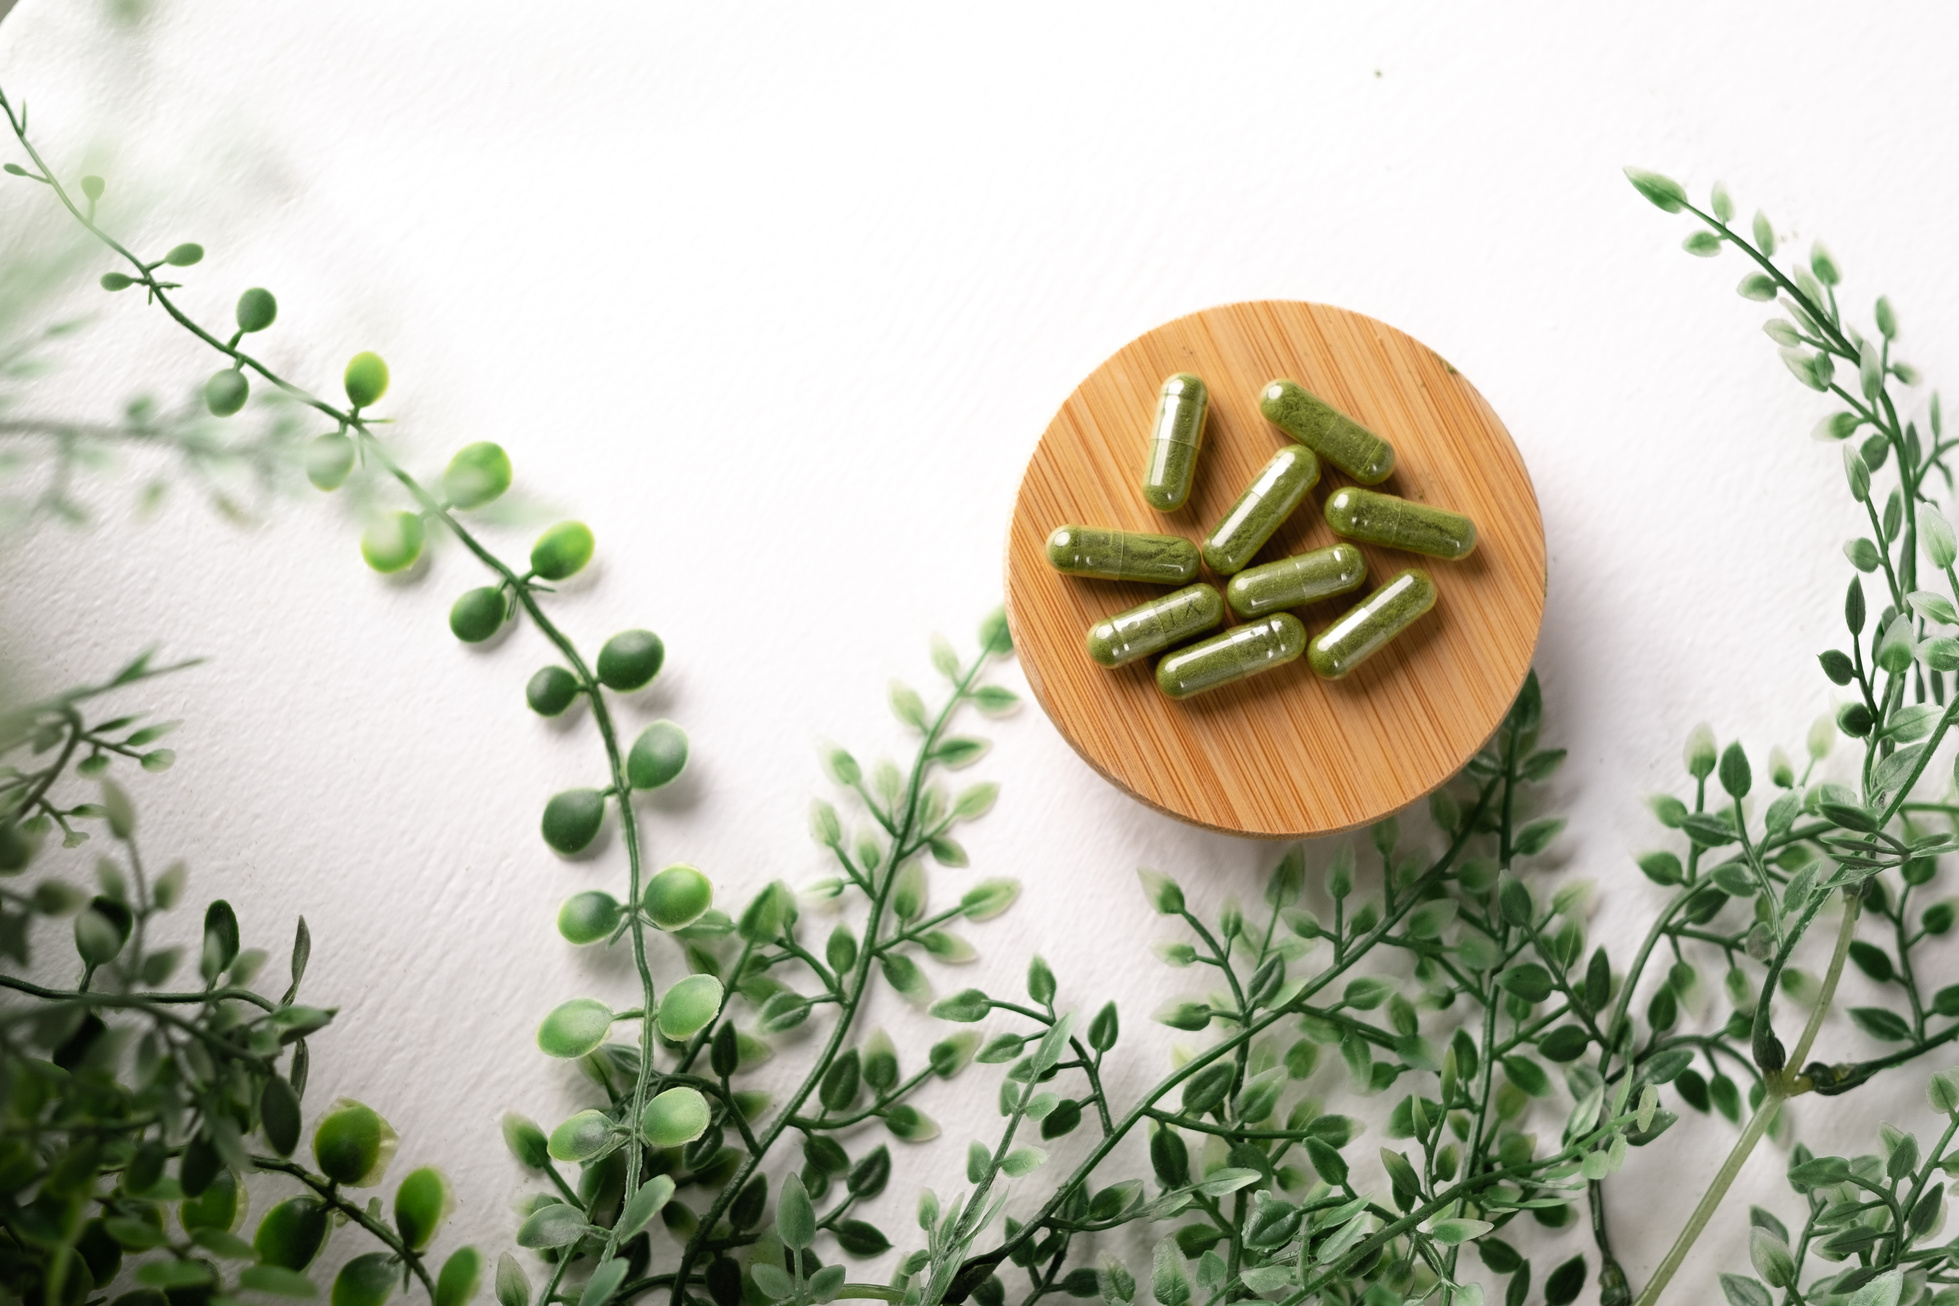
[1324,487,1477,560]
[1142,373,1209,512]
[1201,445,1319,575]
[1225,543,1367,618]
[1259,380,1395,484]
[1156,613,1307,699]
[1086,584,1224,668]
[1046,526,1200,584]
[1308,569,1437,680]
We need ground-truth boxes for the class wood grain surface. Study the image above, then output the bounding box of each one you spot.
[1004,301,1546,838]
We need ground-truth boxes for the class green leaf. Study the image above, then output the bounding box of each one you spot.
[1719,1274,1771,1306]
[1001,1146,1046,1176]
[1849,1007,1912,1041]
[240,1266,319,1298]
[1682,230,1723,257]
[495,1253,531,1306]
[537,998,612,1058]
[1429,1218,1492,1245]
[393,1166,453,1252]
[640,1087,711,1147]
[834,1218,891,1257]
[314,1100,396,1187]
[547,1110,615,1163]
[581,1260,628,1306]
[1501,1056,1551,1097]
[934,737,990,770]
[883,1104,938,1141]
[1152,1237,1192,1306]
[516,1203,587,1249]
[1625,167,1687,213]
[928,835,968,867]
[1512,818,1565,857]
[960,878,1019,920]
[656,974,724,1040]
[1498,965,1554,1004]
[972,684,1020,715]
[1737,274,1778,301]
[757,991,812,1034]
[530,521,594,581]
[1139,869,1185,914]
[930,988,992,1022]
[881,951,931,1003]
[776,1171,816,1249]
[616,1175,675,1240]
[890,681,928,730]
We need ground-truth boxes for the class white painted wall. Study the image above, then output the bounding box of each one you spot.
[2,1,1956,1299]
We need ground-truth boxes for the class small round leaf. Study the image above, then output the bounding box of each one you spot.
[164,243,204,267]
[394,1167,453,1252]
[254,1198,329,1271]
[236,288,278,333]
[305,433,356,492]
[530,521,594,581]
[626,721,688,790]
[557,891,621,945]
[525,667,579,717]
[360,511,425,574]
[332,1252,397,1306]
[547,1110,615,1163]
[639,1086,710,1147]
[537,998,612,1059]
[344,352,390,408]
[436,1247,482,1306]
[449,587,507,643]
[204,369,248,417]
[596,630,665,691]
[656,974,724,1040]
[643,864,712,930]
[443,442,513,510]
[313,1100,397,1187]
[541,789,605,855]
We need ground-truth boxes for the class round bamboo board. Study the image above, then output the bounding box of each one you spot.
[1004,301,1546,838]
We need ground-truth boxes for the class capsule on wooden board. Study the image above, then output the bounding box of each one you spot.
[1259,379,1395,485]
[1142,373,1209,512]
[1085,583,1224,668]
[1201,445,1320,575]
[1046,525,1201,584]
[1323,487,1477,560]
[1156,613,1307,699]
[1308,568,1437,680]
[1225,544,1367,619]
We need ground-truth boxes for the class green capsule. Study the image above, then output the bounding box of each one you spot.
[1046,526,1199,584]
[1201,445,1319,575]
[1142,373,1209,512]
[1259,380,1395,484]
[1308,569,1437,680]
[1225,544,1366,618]
[1156,613,1307,699]
[1086,583,1224,668]
[1323,487,1477,560]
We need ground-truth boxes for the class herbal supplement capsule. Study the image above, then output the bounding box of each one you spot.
[1324,487,1477,560]
[1201,445,1320,575]
[1259,380,1395,485]
[1086,583,1224,668]
[1308,569,1437,680]
[1142,373,1209,512]
[1225,544,1367,618]
[1156,613,1307,699]
[1046,526,1200,584]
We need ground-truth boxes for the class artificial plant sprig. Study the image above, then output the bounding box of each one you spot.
[1619,167,1959,1305]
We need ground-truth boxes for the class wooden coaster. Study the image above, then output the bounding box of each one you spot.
[1004,301,1546,838]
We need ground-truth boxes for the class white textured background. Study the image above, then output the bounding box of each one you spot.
[3,1,1958,1300]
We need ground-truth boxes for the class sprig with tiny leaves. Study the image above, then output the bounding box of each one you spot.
[0,654,488,1306]
[0,80,698,1306]
[495,615,1019,1306]
[1620,167,1959,1305]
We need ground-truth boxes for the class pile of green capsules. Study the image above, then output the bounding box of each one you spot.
[1045,375,1478,699]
